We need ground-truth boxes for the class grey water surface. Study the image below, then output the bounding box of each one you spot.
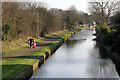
[31,30,119,78]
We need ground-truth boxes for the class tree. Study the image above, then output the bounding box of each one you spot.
[63,6,78,30]
[109,11,120,30]
[2,2,90,41]
[111,11,120,24]
[89,0,119,26]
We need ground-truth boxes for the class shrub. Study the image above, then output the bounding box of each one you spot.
[100,23,111,34]
[102,34,115,46]
[2,24,11,41]
[116,36,120,54]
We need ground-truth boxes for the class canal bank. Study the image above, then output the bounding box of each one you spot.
[31,30,119,78]
[2,29,81,79]
[94,33,120,76]
[98,43,120,76]
[16,29,80,79]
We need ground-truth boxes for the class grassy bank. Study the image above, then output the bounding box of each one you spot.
[2,28,81,79]
[2,31,66,56]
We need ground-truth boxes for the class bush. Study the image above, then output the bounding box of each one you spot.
[102,34,115,46]
[96,23,111,35]
[100,23,111,34]
[2,24,11,41]
[116,36,120,54]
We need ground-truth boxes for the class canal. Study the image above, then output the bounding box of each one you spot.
[31,30,119,78]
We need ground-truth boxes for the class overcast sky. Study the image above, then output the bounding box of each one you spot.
[1,0,89,13]
[37,0,89,13]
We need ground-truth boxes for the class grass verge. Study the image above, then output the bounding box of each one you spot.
[2,28,81,78]
[2,30,66,56]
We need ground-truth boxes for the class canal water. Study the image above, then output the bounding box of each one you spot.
[31,30,119,78]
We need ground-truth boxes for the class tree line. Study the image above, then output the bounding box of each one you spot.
[2,2,90,41]
[89,0,120,55]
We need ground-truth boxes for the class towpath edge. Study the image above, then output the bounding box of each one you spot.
[2,29,81,79]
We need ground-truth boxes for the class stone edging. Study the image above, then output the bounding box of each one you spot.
[16,30,80,79]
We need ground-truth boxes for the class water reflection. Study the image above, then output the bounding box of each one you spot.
[31,30,119,78]
[66,40,85,48]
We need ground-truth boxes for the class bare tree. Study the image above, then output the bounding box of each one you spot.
[68,5,77,12]
[89,0,119,25]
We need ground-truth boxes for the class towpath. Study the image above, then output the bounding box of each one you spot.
[3,31,70,58]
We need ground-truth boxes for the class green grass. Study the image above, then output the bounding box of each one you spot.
[2,28,82,78]
[2,46,29,56]
[2,50,45,78]
[2,30,67,56]
[2,58,37,78]
[78,26,87,29]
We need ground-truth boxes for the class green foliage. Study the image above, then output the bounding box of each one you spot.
[96,23,110,34]
[102,34,115,46]
[101,26,110,34]
[99,27,120,54]
[2,24,11,41]
[116,36,120,54]
[96,25,101,32]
